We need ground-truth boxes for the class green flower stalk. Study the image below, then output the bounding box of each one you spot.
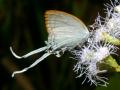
[102,32,120,45]
[103,55,120,72]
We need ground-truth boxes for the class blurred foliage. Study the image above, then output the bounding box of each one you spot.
[1,0,120,90]
[96,73,120,90]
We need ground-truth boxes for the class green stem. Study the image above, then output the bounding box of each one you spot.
[104,55,120,72]
[102,32,120,45]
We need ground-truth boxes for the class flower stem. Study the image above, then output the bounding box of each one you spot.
[102,32,120,45]
[104,55,120,72]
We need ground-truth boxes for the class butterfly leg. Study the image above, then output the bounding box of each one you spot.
[12,52,51,77]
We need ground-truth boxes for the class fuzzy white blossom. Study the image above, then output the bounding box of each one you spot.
[105,4,120,39]
[72,42,117,86]
[72,1,120,86]
[89,1,120,42]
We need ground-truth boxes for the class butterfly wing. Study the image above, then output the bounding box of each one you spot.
[45,10,89,50]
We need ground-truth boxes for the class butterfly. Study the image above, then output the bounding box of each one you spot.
[10,10,89,77]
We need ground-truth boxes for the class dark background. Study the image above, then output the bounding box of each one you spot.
[1,0,120,90]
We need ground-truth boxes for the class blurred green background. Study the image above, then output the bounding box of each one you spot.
[1,0,120,90]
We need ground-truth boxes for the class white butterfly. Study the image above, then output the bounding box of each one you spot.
[10,10,89,77]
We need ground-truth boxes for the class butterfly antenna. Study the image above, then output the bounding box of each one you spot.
[10,46,48,59]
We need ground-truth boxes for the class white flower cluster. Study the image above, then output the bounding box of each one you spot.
[72,0,120,86]
[72,42,117,86]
